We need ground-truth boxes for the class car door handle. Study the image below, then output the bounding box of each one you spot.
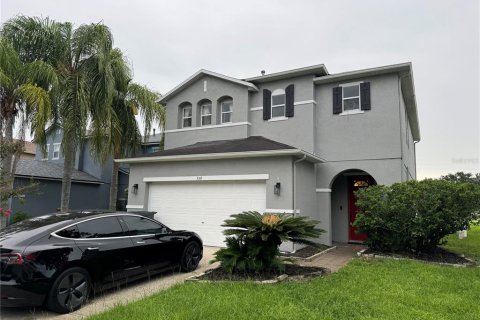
[136,241,146,244]
[87,247,99,251]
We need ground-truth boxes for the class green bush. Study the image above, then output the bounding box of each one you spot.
[354,179,480,253]
[212,211,324,273]
[11,211,30,224]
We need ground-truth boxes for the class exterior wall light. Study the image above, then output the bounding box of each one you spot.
[132,184,138,195]
[274,182,281,195]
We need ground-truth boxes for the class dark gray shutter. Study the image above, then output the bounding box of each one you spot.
[360,82,371,110]
[333,87,342,114]
[285,84,294,117]
[263,89,271,120]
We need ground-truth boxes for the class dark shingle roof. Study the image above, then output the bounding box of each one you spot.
[136,136,295,158]
[15,160,103,184]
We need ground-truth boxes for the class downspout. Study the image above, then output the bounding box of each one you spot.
[292,154,307,253]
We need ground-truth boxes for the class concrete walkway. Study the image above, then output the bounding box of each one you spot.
[301,243,365,272]
[0,247,220,320]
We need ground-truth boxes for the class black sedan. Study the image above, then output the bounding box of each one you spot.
[0,212,203,313]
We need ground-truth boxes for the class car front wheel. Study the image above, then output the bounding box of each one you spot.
[47,267,91,314]
[181,241,201,272]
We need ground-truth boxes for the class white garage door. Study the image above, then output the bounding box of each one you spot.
[148,180,266,247]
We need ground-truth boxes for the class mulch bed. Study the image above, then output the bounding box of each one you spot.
[281,244,331,259]
[362,247,474,265]
[196,264,328,282]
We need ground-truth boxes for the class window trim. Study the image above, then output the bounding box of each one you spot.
[52,143,61,160]
[182,105,193,128]
[201,103,212,126]
[341,83,361,113]
[271,89,286,118]
[221,100,233,124]
[42,145,50,160]
[51,214,168,240]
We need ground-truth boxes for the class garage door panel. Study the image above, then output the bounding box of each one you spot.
[148,180,266,247]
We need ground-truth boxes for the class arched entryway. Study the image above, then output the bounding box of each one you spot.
[330,169,376,243]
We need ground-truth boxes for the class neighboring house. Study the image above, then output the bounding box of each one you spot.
[13,140,37,160]
[141,130,164,155]
[118,63,420,248]
[11,125,131,217]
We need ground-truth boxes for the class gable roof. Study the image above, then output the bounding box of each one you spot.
[244,64,329,83]
[15,160,103,184]
[116,136,324,163]
[313,62,420,142]
[159,69,258,104]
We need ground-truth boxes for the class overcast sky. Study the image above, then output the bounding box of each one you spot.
[1,0,479,179]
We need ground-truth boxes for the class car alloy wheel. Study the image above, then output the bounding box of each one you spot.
[181,242,201,272]
[48,267,91,313]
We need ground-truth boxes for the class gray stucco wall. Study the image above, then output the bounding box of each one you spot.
[127,157,299,212]
[315,73,402,161]
[163,75,250,149]
[165,123,248,150]
[399,83,417,180]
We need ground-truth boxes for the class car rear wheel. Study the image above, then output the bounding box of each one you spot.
[47,267,91,314]
[181,241,201,272]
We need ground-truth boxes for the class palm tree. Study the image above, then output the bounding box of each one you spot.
[2,16,131,212]
[0,37,57,227]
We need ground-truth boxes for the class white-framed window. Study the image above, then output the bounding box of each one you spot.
[52,143,61,160]
[42,145,50,160]
[342,84,361,112]
[182,106,192,128]
[221,100,233,124]
[201,103,212,126]
[271,89,286,118]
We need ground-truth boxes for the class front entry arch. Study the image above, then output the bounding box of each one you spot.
[330,170,376,243]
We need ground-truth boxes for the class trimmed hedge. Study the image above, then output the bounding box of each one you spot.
[354,179,480,253]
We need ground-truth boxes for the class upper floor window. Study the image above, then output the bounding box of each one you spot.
[201,103,212,126]
[342,84,360,111]
[221,100,233,123]
[271,89,286,118]
[52,143,61,160]
[182,105,192,128]
[42,145,50,161]
[333,82,370,115]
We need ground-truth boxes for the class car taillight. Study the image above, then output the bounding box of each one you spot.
[0,253,25,265]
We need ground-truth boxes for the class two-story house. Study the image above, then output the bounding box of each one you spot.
[118,63,420,248]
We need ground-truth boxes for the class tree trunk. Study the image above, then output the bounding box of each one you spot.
[60,132,76,212]
[109,152,120,211]
[0,111,14,229]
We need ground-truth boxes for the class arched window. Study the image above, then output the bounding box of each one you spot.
[218,96,233,124]
[271,89,286,118]
[198,99,212,126]
[179,102,192,128]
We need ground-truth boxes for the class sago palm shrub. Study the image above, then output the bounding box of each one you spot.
[212,211,324,273]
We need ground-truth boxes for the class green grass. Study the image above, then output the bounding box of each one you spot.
[88,259,480,320]
[443,224,480,262]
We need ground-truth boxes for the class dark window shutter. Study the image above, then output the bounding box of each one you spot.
[263,89,271,120]
[285,84,294,117]
[360,82,371,110]
[333,87,342,114]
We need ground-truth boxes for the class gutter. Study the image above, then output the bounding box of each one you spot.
[115,149,325,164]
[291,154,307,253]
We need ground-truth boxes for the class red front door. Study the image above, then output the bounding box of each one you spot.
[348,176,375,242]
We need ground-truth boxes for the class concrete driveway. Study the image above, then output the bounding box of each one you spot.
[0,246,219,320]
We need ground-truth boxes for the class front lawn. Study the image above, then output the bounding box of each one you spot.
[88,259,480,320]
[442,224,480,262]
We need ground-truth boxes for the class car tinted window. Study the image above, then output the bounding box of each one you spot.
[121,216,166,236]
[77,217,125,238]
[56,225,81,239]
